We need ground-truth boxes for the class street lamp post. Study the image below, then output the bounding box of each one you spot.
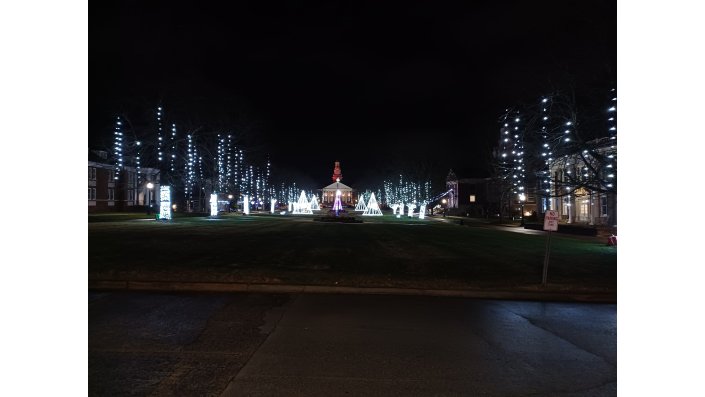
[146,182,154,215]
[519,193,526,226]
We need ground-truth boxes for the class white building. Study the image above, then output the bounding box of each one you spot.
[321,180,355,205]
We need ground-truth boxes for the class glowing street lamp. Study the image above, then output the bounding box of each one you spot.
[146,182,154,215]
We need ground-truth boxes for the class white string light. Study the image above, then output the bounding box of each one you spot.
[156,107,163,162]
[113,116,123,180]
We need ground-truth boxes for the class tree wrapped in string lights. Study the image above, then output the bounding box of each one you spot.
[99,103,280,215]
[492,87,618,225]
[113,116,124,180]
[382,174,432,208]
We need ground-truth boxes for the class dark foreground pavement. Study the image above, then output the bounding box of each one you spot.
[89,291,616,396]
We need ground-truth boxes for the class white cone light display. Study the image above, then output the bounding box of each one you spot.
[294,190,312,214]
[271,199,277,214]
[309,194,320,211]
[362,193,383,216]
[407,203,416,217]
[355,195,367,212]
[419,203,426,219]
[244,195,250,215]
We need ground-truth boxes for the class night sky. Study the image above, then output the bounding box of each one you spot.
[90,1,616,188]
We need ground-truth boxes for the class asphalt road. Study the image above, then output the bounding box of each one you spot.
[89,291,616,396]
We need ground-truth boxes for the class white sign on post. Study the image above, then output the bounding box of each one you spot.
[543,210,559,231]
[160,186,172,220]
[542,210,560,286]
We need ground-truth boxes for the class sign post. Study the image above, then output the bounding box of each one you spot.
[542,210,559,286]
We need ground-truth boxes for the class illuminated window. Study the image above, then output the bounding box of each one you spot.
[88,188,96,201]
[108,188,115,201]
[89,167,96,180]
[469,195,476,203]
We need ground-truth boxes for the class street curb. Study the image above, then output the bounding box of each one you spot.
[89,280,616,303]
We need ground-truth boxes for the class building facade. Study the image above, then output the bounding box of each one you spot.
[446,170,504,217]
[88,150,160,213]
[319,161,356,205]
[547,152,617,226]
[320,181,355,205]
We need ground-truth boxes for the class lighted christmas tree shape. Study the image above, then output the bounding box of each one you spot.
[354,195,367,212]
[407,203,416,217]
[294,190,312,214]
[309,194,320,211]
[333,189,343,212]
[362,193,383,216]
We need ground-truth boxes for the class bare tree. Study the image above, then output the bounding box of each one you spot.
[492,87,617,224]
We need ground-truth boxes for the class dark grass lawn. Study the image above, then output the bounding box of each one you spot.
[89,213,616,291]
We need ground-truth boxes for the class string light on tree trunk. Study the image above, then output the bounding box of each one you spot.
[156,107,164,162]
[135,140,142,186]
[185,134,195,206]
[113,116,123,180]
[170,123,177,173]
[407,203,416,217]
[210,193,218,217]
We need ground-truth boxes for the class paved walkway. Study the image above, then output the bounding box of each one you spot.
[89,291,617,397]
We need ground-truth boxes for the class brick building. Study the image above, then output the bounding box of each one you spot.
[88,149,160,213]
